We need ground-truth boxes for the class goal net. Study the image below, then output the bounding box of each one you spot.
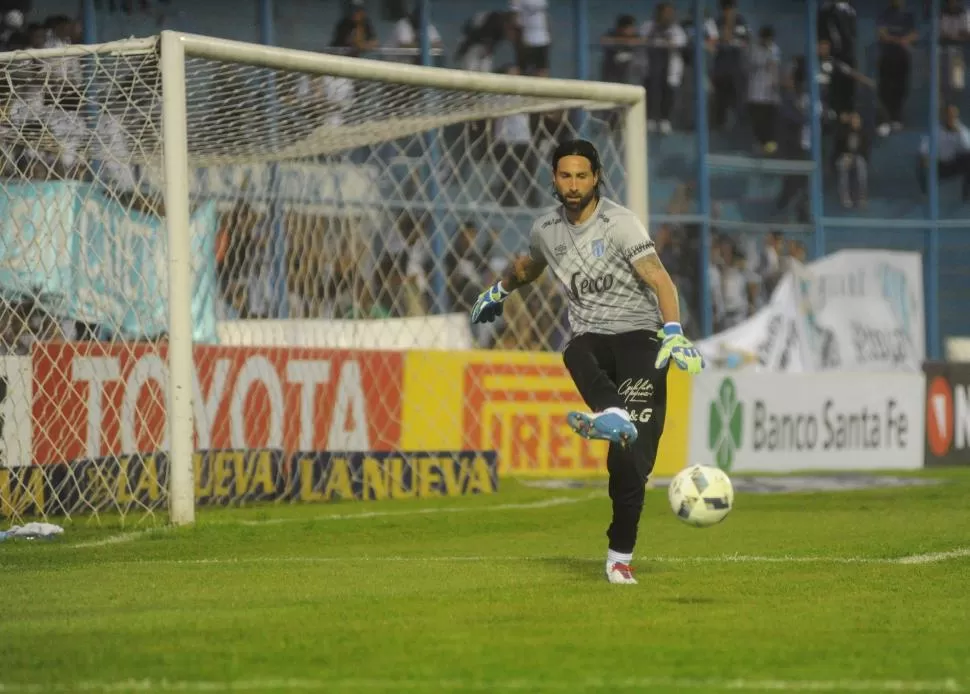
[0,32,646,526]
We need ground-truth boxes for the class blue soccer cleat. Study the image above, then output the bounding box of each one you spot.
[566,410,638,445]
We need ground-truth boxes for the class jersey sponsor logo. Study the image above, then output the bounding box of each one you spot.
[569,272,614,300]
[623,240,655,259]
[618,378,654,403]
[541,217,562,229]
[627,407,653,423]
[590,238,606,257]
[553,243,568,258]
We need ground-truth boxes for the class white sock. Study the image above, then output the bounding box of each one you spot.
[606,549,633,571]
[602,407,631,421]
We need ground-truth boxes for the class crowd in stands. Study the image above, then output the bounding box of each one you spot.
[1,0,968,351]
[0,3,158,351]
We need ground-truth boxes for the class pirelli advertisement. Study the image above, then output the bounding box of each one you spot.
[400,350,691,478]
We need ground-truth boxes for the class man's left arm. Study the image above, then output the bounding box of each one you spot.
[630,253,681,326]
[614,218,703,374]
[612,216,680,324]
[632,254,704,374]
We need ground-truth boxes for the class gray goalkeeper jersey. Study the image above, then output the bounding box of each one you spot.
[528,197,662,340]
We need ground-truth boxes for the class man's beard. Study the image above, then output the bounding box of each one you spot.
[560,188,597,212]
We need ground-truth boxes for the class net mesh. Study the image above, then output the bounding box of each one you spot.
[0,37,632,525]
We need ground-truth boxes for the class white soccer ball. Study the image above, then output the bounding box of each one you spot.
[668,465,734,528]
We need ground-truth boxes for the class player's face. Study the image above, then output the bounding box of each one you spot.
[554,155,599,212]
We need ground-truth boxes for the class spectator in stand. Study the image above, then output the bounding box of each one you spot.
[818,0,858,119]
[834,111,870,208]
[491,65,537,207]
[876,0,918,137]
[641,3,687,134]
[775,57,811,221]
[787,239,808,269]
[920,104,970,201]
[716,237,749,331]
[940,0,970,104]
[741,234,766,312]
[600,15,643,132]
[0,3,26,51]
[331,0,378,57]
[456,10,511,73]
[216,202,262,318]
[813,41,839,130]
[677,7,717,131]
[0,29,47,180]
[600,15,644,86]
[762,231,784,297]
[746,25,781,155]
[388,5,442,65]
[681,8,718,55]
[43,15,83,83]
[711,0,749,132]
[444,221,491,313]
[509,0,550,77]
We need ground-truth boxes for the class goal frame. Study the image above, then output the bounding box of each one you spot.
[162,31,650,525]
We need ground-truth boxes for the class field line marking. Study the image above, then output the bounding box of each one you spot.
[69,531,151,549]
[91,549,970,569]
[224,492,605,526]
[0,676,962,692]
[895,548,970,564]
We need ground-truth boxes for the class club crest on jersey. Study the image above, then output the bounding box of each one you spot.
[590,238,606,257]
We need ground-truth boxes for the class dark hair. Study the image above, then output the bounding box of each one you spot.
[551,139,603,201]
[616,14,636,29]
[759,25,774,41]
[552,139,603,176]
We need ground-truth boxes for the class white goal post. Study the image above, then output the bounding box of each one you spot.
[0,30,647,527]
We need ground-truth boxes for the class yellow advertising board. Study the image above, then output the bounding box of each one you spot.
[401,350,690,477]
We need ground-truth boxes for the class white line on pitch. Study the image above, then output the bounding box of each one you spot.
[223,492,604,526]
[0,676,962,692]
[70,530,152,549]
[895,548,970,564]
[95,548,970,569]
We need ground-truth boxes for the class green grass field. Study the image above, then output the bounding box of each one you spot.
[2,468,969,694]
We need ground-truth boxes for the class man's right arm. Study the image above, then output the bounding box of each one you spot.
[501,254,547,292]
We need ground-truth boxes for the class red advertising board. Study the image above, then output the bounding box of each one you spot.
[32,343,403,465]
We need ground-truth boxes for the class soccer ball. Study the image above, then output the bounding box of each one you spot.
[667,465,734,528]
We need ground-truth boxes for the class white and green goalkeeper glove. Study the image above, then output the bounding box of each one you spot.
[470,281,510,324]
[655,322,705,375]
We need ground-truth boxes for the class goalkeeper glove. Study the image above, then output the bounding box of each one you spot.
[470,281,510,324]
[655,322,705,375]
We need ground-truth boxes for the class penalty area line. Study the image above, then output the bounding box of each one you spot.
[0,676,962,692]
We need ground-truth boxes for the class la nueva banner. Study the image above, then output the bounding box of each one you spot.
[697,250,924,372]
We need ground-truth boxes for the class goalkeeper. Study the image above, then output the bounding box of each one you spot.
[471,139,704,585]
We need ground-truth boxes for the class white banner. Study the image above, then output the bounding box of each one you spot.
[698,250,924,372]
[689,371,925,472]
[217,313,473,350]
